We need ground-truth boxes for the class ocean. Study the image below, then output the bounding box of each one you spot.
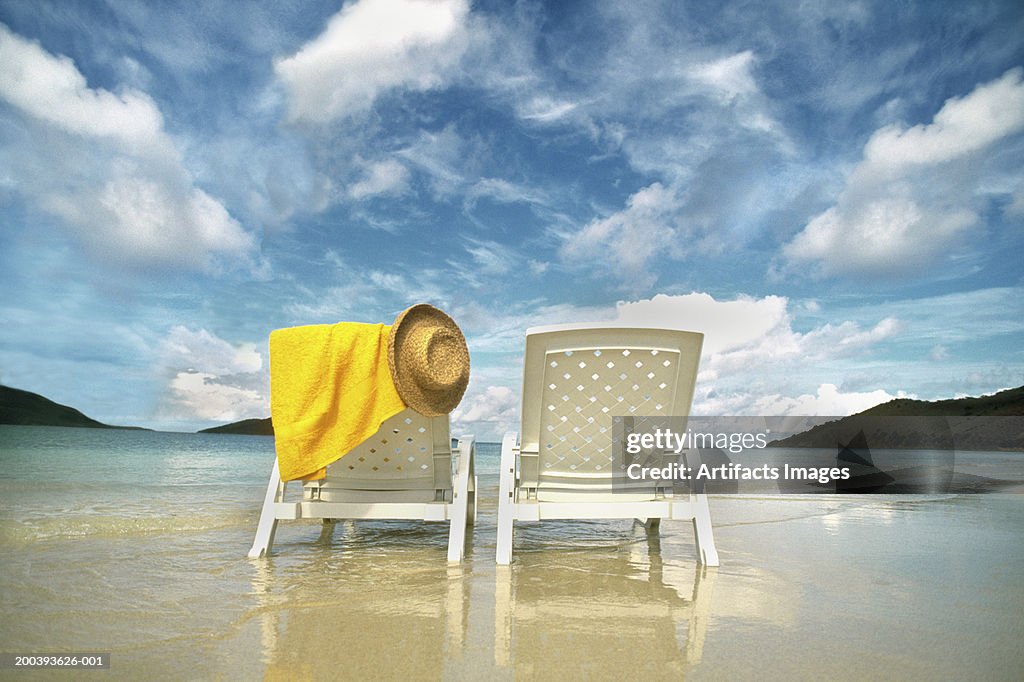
[1,425,1022,680]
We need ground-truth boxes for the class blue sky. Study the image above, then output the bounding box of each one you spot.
[1,0,1022,438]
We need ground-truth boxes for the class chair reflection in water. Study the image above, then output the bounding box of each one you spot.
[496,325,720,566]
[494,528,718,673]
[250,555,471,678]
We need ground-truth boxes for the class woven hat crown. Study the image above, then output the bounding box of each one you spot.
[388,304,470,416]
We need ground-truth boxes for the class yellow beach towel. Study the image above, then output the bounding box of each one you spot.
[269,322,406,482]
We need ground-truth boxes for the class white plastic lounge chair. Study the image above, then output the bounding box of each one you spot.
[249,409,476,562]
[496,325,719,565]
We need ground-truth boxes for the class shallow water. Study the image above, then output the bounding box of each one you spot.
[1,426,1022,680]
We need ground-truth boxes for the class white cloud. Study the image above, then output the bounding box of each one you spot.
[275,0,472,123]
[395,124,476,197]
[861,68,1024,171]
[560,182,681,291]
[458,291,902,372]
[0,24,167,155]
[41,172,255,269]
[0,23,255,271]
[283,251,450,322]
[785,198,975,276]
[452,300,611,354]
[610,293,902,384]
[348,158,409,199]
[1008,187,1024,217]
[689,50,758,103]
[464,177,549,208]
[547,49,796,289]
[517,95,578,123]
[161,326,262,375]
[528,259,548,275]
[785,68,1024,278]
[451,384,518,438]
[167,372,267,422]
[159,326,267,422]
[461,238,516,276]
[700,383,910,417]
[614,293,788,355]
[449,292,911,435]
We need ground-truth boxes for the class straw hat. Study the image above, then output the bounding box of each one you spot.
[388,304,470,416]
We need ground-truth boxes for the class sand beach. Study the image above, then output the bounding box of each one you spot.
[1,427,1023,680]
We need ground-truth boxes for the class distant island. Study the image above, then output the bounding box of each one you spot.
[771,385,1024,451]
[0,385,146,430]
[199,418,274,436]
[857,385,1024,418]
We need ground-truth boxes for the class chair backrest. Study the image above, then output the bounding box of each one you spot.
[318,408,452,492]
[519,325,703,491]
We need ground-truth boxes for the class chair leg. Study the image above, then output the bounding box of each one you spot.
[691,493,719,566]
[447,436,474,563]
[249,458,283,558]
[316,519,337,545]
[496,504,514,565]
[468,445,477,526]
[447,513,466,563]
[496,432,518,565]
[447,473,468,562]
[468,475,478,526]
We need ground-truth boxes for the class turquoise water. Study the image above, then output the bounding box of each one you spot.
[0,427,500,545]
[1,426,1022,680]
[0,427,279,545]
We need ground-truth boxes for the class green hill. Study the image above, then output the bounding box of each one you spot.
[199,417,274,436]
[860,385,1024,417]
[0,385,144,429]
[771,385,1024,451]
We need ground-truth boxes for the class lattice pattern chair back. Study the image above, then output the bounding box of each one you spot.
[309,409,452,498]
[519,327,703,491]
